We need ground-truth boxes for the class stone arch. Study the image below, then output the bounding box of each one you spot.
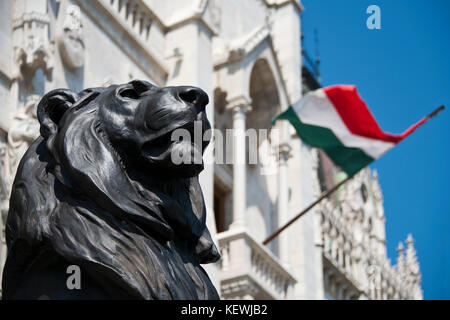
[243,38,289,109]
[245,56,284,253]
[247,58,282,135]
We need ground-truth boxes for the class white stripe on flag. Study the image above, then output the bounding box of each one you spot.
[293,89,395,159]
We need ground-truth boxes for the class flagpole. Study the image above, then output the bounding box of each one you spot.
[262,174,352,246]
[262,105,445,246]
[425,105,445,121]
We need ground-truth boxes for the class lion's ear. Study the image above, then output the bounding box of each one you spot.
[37,89,79,139]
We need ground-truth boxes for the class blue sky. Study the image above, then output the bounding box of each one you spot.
[300,0,449,299]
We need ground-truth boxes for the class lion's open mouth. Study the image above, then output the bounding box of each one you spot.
[141,120,205,162]
[142,129,177,158]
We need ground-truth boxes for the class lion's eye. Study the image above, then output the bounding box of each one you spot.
[119,88,139,99]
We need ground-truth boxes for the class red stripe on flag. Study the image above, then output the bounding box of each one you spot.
[323,85,426,144]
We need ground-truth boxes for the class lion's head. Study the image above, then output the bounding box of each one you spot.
[41,79,211,178]
[3,80,220,300]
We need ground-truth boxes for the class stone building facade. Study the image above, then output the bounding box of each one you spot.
[0,0,422,299]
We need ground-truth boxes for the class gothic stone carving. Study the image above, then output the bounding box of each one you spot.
[2,80,220,300]
[12,12,54,80]
[7,95,41,188]
[58,5,85,70]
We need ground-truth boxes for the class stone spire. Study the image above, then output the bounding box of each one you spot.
[406,235,417,263]
[405,234,421,278]
[405,234,423,299]
[396,242,405,277]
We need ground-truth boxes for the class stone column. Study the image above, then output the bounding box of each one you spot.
[228,97,251,229]
[278,143,291,265]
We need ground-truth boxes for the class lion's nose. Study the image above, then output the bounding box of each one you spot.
[177,86,209,111]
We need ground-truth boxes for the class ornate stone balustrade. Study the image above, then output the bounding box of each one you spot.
[100,0,157,47]
[217,229,296,300]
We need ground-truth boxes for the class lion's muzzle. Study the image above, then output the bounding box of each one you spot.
[139,85,211,177]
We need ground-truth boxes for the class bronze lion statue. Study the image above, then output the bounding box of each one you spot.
[2,80,220,299]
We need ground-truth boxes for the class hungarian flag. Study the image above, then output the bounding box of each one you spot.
[273,85,428,176]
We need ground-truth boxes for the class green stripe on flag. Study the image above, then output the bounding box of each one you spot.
[272,107,374,176]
